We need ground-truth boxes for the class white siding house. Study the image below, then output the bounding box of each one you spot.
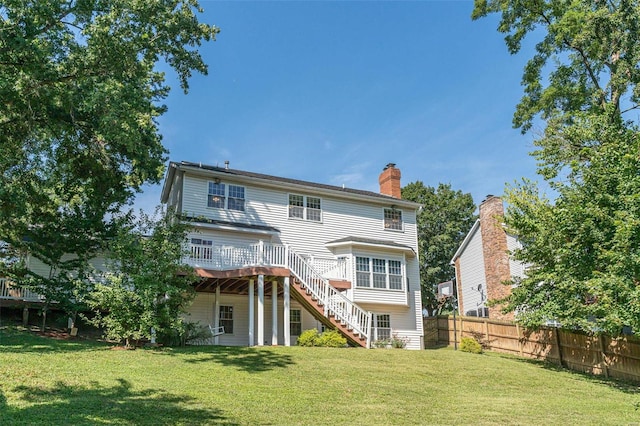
[162,161,424,349]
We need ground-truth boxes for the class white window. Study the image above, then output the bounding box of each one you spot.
[208,182,245,212]
[384,208,403,230]
[219,305,234,334]
[288,194,321,222]
[190,238,213,260]
[374,314,391,341]
[290,309,302,336]
[355,256,404,291]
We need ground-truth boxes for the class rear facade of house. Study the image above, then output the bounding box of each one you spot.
[162,161,424,349]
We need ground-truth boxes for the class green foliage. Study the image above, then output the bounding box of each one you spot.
[296,329,320,347]
[401,182,476,315]
[159,321,211,347]
[459,337,483,354]
[474,0,640,335]
[315,330,347,348]
[84,208,196,348]
[0,1,218,316]
[390,333,409,349]
[297,328,347,347]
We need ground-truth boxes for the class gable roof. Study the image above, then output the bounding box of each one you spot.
[161,161,421,209]
[450,219,480,265]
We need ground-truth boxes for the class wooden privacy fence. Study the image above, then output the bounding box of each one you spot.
[424,315,640,382]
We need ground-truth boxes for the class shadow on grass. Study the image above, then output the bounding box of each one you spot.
[491,351,640,394]
[179,345,295,373]
[3,378,235,425]
[0,326,108,354]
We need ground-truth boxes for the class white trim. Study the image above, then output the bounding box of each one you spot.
[189,221,279,236]
[271,280,278,345]
[450,219,480,264]
[258,275,264,346]
[248,279,255,346]
[174,163,420,209]
[325,240,416,257]
[283,277,290,346]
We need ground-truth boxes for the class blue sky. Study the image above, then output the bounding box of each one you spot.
[134,1,542,213]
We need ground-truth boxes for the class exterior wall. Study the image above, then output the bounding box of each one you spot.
[181,174,418,257]
[177,169,423,347]
[507,234,525,280]
[456,225,487,316]
[185,291,321,346]
[359,302,423,350]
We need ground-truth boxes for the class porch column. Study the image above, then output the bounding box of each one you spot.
[257,274,264,346]
[284,276,291,346]
[214,286,221,345]
[272,280,278,345]
[248,279,255,346]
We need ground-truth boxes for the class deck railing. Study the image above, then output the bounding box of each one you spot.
[186,242,370,346]
[0,277,44,301]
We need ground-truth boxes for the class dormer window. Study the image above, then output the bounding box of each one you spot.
[208,181,245,212]
[289,194,322,222]
[384,208,402,230]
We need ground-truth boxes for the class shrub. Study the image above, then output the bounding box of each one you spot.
[297,328,347,347]
[460,336,483,354]
[297,329,320,347]
[373,339,391,348]
[390,333,409,349]
[315,330,347,347]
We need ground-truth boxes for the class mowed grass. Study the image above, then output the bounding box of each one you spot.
[0,327,638,425]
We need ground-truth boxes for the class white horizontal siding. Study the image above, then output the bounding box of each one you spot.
[507,234,526,280]
[359,303,422,350]
[458,226,487,316]
[179,172,422,343]
[184,292,322,347]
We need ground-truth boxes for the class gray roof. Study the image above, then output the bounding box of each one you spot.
[326,236,415,253]
[183,216,280,234]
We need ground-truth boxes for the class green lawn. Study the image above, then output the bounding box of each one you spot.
[0,327,638,425]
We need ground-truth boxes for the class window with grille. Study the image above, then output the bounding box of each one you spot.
[288,194,322,222]
[219,305,234,334]
[290,309,302,336]
[355,257,404,291]
[207,181,245,211]
[384,208,403,230]
[374,314,391,341]
[190,238,213,260]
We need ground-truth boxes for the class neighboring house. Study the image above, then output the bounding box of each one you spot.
[450,195,525,321]
[161,161,424,349]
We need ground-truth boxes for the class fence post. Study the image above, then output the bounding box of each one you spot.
[554,327,563,367]
[516,323,524,357]
[484,319,490,349]
[598,334,609,378]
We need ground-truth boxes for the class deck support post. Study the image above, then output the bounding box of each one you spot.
[248,279,255,346]
[214,286,221,345]
[272,280,278,345]
[284,277,290,346]
[258,275,264,346]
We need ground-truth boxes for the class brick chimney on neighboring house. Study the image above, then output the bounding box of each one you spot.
[379,163,402,198]
[479,195,514,321]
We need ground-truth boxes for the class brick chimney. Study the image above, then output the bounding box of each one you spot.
[479,195,513,321]
[379,163,401,198]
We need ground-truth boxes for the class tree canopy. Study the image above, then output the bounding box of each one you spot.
[402,182,476,316]
[473,0,640,334]
[85,208,197,348]
[0,1,218,306]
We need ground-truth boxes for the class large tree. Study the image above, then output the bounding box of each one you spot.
[85,208,197,348]
[473,0,640,334]
[402,182,476,316]
[0,1,218,312]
